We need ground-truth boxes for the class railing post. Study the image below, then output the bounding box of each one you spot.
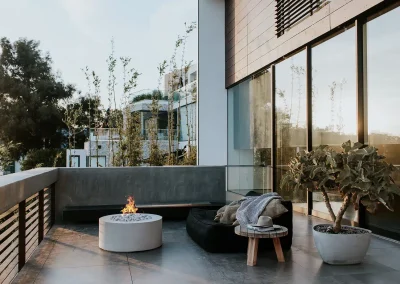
[38,189,44,243]
[18,200,26,271]
[50,183,56,226]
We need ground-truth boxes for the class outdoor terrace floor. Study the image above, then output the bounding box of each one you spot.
[12,213,400,284]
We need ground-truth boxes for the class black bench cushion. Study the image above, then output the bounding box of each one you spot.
[186,200,293,253]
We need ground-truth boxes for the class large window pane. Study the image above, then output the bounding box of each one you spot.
[312,28,357,220]
[366,6,400,239]
[275,50,307,205]
[227,72,272,195]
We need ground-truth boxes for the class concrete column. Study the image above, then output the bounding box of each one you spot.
[198,0,226,166]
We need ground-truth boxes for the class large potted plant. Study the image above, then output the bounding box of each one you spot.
[281,141,400,265]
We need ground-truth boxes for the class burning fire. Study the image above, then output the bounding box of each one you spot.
[121,196,138,214]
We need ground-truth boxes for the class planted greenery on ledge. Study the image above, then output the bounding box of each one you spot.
[281,141,400,233]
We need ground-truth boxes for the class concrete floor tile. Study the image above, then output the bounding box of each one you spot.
[35,264,132,284]
[331,271,400,284]
[12,214,400,284]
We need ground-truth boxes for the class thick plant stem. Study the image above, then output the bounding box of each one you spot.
[333,193,352,233]
[320,187,336,223]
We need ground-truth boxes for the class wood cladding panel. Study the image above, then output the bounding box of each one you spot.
[225,0,386,88]
[330,0,384,28]
[248,0,275,21]
[225,0,273,84]
[248,5,275,37]
[248,26,275,54]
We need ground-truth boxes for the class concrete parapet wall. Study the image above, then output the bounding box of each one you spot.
[0,168,58,215]
[55,166,226,222]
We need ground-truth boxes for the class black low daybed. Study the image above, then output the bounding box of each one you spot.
[186,200,293,253]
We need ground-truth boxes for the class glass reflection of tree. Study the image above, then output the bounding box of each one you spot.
[276,64,305,167]
[328,79,346,133]
[313,66,350,153]
[276,63,306,202]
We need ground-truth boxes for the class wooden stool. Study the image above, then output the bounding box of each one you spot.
[235,225,288,266]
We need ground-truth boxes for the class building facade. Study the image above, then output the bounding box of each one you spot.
[198,0,400,240]
[66,64,198,167]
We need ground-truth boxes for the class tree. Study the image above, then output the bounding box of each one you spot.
[64,96,105,149]
[281,142,400,233]
[0,37,74,160]
[20,148,66,171]
[0,141,20,172]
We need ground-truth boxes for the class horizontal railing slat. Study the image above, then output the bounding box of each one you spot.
[0,248,18,275]
[0,205,18,221]
[26,235,38,253]
[25,226,38,246]
[43,203,51,213]
[0,262,18,284]
[25,194,38,204]
[25,213,38,230]
[43,218,51,227]
[0,213,18,231]
[25,199,39,212]
[25,237,38,258]
[0,223,18,243]
[43,199,51,207]
[0,241,18,264]
[43,222,51,234]
[0,231,18,253]
[25,206,39,220]
[43,213,51,223]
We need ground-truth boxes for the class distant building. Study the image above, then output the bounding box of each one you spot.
[66,64,197,167]
[164,64,197,95]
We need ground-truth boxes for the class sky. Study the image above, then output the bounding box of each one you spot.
[0,0,198,105]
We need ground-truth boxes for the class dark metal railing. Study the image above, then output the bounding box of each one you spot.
[275,0,327,37]
[0,169,57,284]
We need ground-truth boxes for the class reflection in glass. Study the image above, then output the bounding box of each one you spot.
[312,28,357,220]
[366,6,400,237]
[275,50,307,205]
[227,72,272,195]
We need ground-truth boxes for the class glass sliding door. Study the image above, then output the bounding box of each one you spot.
[311,28,357,221]
[275,50,307,207]
[250,72,273,194]
[365,6,400,239]
[227,71,272,195]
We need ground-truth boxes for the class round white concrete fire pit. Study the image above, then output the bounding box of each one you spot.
[99,213,162,252]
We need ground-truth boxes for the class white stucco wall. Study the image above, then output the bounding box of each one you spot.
[66,149,87,168]
[198,0,226,166]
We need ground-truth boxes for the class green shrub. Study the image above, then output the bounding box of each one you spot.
[21,149,66,170]
[281,141,400,233]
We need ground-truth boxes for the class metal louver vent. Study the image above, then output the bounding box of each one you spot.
[276,0,326,37]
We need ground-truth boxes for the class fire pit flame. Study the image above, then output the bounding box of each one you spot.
[121,196,138,214]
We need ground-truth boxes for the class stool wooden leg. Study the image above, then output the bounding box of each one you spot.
[272,238,285,262]
[247,238,259,266]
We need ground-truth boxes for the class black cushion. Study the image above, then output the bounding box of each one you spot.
[186,200,293,253]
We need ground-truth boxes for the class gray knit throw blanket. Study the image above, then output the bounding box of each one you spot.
[236,192,282,226]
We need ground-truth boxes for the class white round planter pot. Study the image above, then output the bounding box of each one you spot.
[313,224,372,265]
